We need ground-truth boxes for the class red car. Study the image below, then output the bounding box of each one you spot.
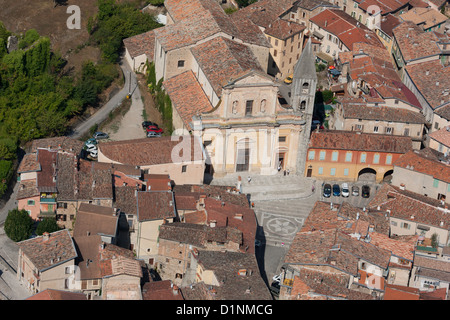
[146,125,163,133]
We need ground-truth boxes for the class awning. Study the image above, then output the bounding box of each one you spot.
[316,52,334,64]
[312,30,324,39]
[330,69,341,75]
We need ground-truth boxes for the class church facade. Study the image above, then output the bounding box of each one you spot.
[193,40,318,178]
[123,0,318,178]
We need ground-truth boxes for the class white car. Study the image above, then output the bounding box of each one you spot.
[341,183,350,197]
[89,149,98,158]
[85,143,97,150]
[272,274,282,283]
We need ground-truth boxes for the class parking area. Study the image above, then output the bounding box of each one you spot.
[317,179,381,208]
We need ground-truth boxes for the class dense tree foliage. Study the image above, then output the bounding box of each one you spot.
[0,24,119,197]
[235,0,257,7]
[88,0,163,63]
[36,217,61,236]
[4,208,33,242]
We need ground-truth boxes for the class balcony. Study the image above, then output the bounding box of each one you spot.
[39,211,56,218]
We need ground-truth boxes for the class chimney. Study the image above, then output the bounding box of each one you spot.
[43,232,50,241]
[100,242,105,250]
[173,285,179,296]
[210,220,216,228]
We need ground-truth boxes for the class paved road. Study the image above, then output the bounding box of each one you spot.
[108,75,147,141]
[68,57,134,139]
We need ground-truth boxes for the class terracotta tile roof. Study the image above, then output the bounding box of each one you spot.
[341,44,422,108]
[17,179,39,200]
[26,289,87,300]
[163,71,213,131]
[369,182,449,209]
[284,229,359,275]
[74,235,139,281]
[36,149,57,192]
[372,186,450,229]
[435,105,450,121]
[77,159,113,200]
[399,7,448,30]
[405,60,450,110]
[393,149,450,184]
[157,0,269,51]
[427,0,447,7]
[54,152,76,200]
[98,136,204,166]
[232,0,296,29]
[142,280,184,300]
[173,184,250,207]
[189,37,264,97]
[17,153,40,174]
[183,210,207,224]
[54,154,114,201]
[137,191,176,222]
[174,192,199,210]
[429,125,450,147]
[114,186,137,215]
[368,232,416,261]
[294,0,338,10]
[308,130,413,153]
[380,14,403,37]
[384,284,420,300]
[291,270,374,300]
[342,104,425,123]
[29,136,84,155]
[393,21,442,62]
[73,203,118,238]
[17,230,77,271]
[143,174,171,191]
[264,18,306,40]
[310,9,383,50]
[357,0,409,14]
[101,255,142,278]
[414,256,450,274]
[420,287,448,300]
[159,222,242,248]
[123,30,155,61]
[194,250,272,300]
[204,197,257,254]
[300,201,349,232]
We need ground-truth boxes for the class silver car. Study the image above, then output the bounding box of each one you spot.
[93,132,109,139]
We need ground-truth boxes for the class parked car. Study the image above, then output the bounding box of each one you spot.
[269,280,280,297]
[341,183,350,197]
[311,120,321,131]
[362,185,370,198]
[147,131,162,138]
[284,74,293,84]
[84,144,97,152]
[93,132,109,140]
[146,125,163,133]
[352,186,359,196]
[84,138,97,146]
[332,184,340,196]
[323,184,332,198]
[89,149,98,158]
[142,121,158,129]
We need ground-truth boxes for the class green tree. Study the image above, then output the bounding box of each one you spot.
[90,0,163,63]
[4,208,33,242]
[36,218,60,236]
[0,159,13,197]
[19,29,40,49]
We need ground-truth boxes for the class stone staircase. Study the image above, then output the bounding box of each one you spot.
[210,173,317,202]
